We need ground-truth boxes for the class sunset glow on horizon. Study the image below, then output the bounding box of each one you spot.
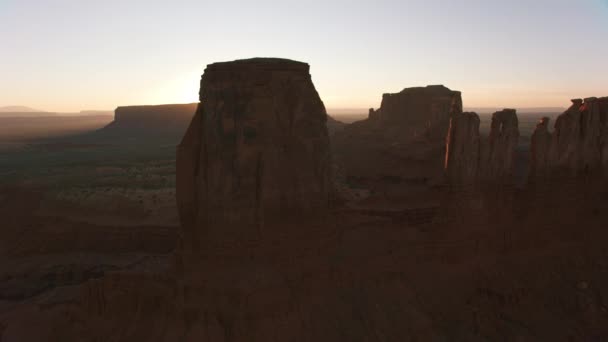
[1,0,607,113]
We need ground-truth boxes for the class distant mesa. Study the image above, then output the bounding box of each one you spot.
[78,110,113,116]
[466,106,566,114]
[0,106,114,118]
[370,85,461,128]
[0,105,56,118]
[96,103,198,141]
[0,105,42,112]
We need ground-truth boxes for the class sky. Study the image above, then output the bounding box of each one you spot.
[1,0,607,112]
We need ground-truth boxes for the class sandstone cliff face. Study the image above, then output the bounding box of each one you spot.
[444,112,481,184]
[530,97,608,179]
[529,117,552,181]
[547,99,585,174]
[480,109,519,182]
[445,109,519,185]
[176,58,331,254]
[332,85,462,200]
[370,85,462,139]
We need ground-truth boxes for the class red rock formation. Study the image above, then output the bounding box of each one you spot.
[529,117,552,182]
[546,99,584,174]
[372,85,462,139]
[445,109,519,185]
[444,112,481,184]
[531,97,608,179]
[176,58,331,257]
[480,109,519,182]
[332,85,462,199]
[5,64,608,341]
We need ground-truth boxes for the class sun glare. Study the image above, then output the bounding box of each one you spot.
[147,71,201,105]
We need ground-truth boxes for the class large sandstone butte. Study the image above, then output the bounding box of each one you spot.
[530,97,608,181]
[177,58,331,255]
[370,85,461,138]
[332,85,462,202]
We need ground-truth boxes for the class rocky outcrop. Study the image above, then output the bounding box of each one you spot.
[530,97,608,179]
[445,109,519,185]
[529,117,552,181]
[373,85,459,120]
[480,109,519,182]
[370,85,462,139]
[445,112,481,184]
[332,85,462,199]
[176,58,331,255]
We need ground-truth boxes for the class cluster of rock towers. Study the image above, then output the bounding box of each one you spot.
[530,97,608,181]
[177,58,608,261]
[5,58,606,342]
[444,97,608,187]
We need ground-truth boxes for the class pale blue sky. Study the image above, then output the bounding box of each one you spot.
[1,0,607,112]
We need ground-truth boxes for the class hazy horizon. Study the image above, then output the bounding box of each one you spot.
[0,104,567,116]
[2,0,607,112]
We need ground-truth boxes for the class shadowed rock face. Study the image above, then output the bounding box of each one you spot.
[371,85,462,139]
[481,109,519,182]
[332,85,462,199]
[530,97,608,180]
[548,99,585,174]
[445,112,481,184]
[529,116,552,181]
[176,58,331,254]
[445,109,519,185]
[105,103,197,134]
[113,104,197,125]
[374,86,459,118]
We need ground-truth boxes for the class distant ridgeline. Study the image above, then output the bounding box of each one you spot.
[97,103,199,141]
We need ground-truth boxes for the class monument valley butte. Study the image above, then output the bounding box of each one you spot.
[1,57,608,341]
[2,1,608,340]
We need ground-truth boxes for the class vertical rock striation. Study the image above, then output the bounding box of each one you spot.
[444,112,481,184]
[445,109,520,185]
[176,58,331,255]
[480,109,520,182]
